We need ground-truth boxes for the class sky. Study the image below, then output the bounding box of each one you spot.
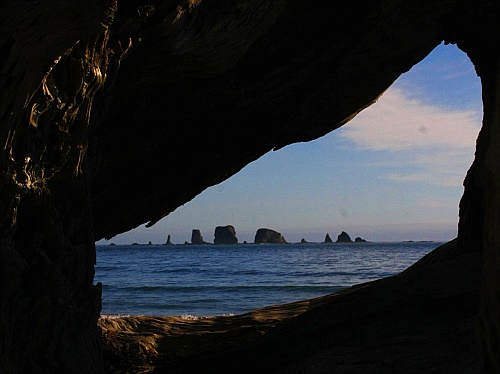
[97,42,482,245]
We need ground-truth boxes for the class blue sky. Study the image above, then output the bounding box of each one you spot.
[97,42,482,245]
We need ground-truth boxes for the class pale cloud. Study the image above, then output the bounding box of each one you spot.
[386,172,460,187]
[340,88,480,151]
[339,88,481,186]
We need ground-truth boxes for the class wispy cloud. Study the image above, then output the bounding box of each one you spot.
[338,88,481,186]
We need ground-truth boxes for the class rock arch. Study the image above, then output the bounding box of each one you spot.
[0,1,499,372]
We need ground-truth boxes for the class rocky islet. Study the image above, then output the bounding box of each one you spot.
[159,228,367,246]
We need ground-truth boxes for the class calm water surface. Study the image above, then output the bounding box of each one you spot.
[95,241,440,317]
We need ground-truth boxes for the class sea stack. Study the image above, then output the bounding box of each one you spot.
[165,234,173,245]
[324,233,333,243]
[254,228,287,244]
[336,231,353,243]
[214,225,238,245]
[355,237,367,243]
[300,238,308,244]
[191,229,207,244]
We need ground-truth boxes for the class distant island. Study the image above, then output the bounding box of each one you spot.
[111,227,373,246]
[214,225,238,245]
[323,231,367,244]
[254,228,287,244]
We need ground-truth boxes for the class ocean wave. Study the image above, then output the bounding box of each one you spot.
[100,314,132,319]
[178,313,235,320]
[96,242,437,316]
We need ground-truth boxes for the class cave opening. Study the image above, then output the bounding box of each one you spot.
[95,42,482,318]
[3,2,498,372]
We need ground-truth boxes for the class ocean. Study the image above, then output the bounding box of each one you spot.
[95,241,441,317]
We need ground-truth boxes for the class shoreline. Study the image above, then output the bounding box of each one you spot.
[100,240,482,373]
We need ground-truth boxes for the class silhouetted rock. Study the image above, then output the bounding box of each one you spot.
[214,225,238,245]
[254,228,287,244]
[336,231,353,243]
[3,2,496,372]
[324,233,333,243]
[355,237,367,243]
[300,238,308,243]
[165,234,173,245]
[191,229,207,244]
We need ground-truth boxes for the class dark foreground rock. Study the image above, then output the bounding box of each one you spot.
[336,231,353,243]
[214,225,238,245]
[100,240,483,373]
[254,228,287,244]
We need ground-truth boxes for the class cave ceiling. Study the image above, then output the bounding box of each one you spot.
[0,1,493,240]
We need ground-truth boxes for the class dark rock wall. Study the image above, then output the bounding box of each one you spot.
[470,67,500,374]
[443,4,500,371]
[1,0,500,372]
[0,2,118,372]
